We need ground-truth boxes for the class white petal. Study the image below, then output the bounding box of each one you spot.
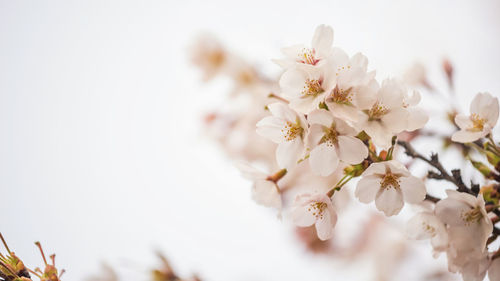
[328,103,360,123]
[281,44,305,58]
[308,109,333,127]
[309,142,339,176]
[451,130,487,143]
[289,95,319,114]
[455,114,473,130]
[435,197,472,227]
[256,116,287,143]
[252,180,282,209]
[381,108,409,134]
[337,135,368,164]
[311,25,333,57]
[306,124,325,149]
[362,162,387,176]
[399,175,426,204]
[279,68,308,98]
[268,102,297,122]
[488,258,500,281]
[378,78,405,109]
[235,162,266,180]
[375,187,404,216]
[406,108,428,131]
[355,174,381,203]
[276,138,304,169]
[333,117,358,136]
[291,203,316,227]
[363,121,393,149]
[315,209,337,240]
[407,212,438,240]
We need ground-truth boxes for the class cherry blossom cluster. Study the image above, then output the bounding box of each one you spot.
[193,25,500,281]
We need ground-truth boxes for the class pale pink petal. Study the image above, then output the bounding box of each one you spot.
[276,138,304,169]
[256,116,287,143]
[435,197,472,227]
[306,124,325,149]
[355,174,381,203]
[252,180,281,209]
[378,78,405,109]
[279,68,308,98]
[363,121,393,149]
[333,117,358,136]
[337,135,368,164]
[289,95,318,114]
[454,114,473,130]
[399,175,426,204]
[267,102,297,123]
[488,258,500,281]
[407,212,438,240]
[328,103,360,123]
[406,108,428,131]
[375,187,404,216]
[311,25,333,57]
[314,210,336,240]
[308,109,334,127]
[291,203,316,227]
[309,142,339,176]
[362,162,386,176]
[235,162,266,180]
[281,44,305,58]
[451,130,487,143]
[382,107,409,134]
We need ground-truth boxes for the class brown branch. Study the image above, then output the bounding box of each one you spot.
[397,140,472,194]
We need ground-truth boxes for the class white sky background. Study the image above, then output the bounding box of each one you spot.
[0,0,499,280]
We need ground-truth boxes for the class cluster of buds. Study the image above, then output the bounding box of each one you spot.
[0,234,64,281]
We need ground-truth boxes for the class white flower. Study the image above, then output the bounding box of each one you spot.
[406,210,448,255]
[489,258,500,281]
[235,162,282,209]
[354,79,412,148]
[306,109,368,176]
[403,90,429,131]
[435,190,493,252]
[452,92,499,143]
[273,25,333,70]
[324,50,376,122]
[256,103,307,169]
[291,193,337,240]
[446,249,490,281]
[279,66,335,114]
[355,160,426,216]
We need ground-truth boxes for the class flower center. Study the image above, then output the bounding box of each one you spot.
[320,125,339,147]
[307,201,328,220]
[421,222,437,236]
[366,102,389,121]
[301,79,324,97]
[298,48,319,65]
[461,206,483,225]
[470,113,486,131]
[329,85,353,105]
[380,172,400,190]
[282,121,303,141]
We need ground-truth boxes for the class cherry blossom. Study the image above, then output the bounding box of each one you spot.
[324,50,375,122]
[406,210,448,256]
[291,193,337,240]
[435,190,492,252]
[236,162,282,210]
[279,66,335,114]
[354,79,422,148]
[306,109,368,176]
[273,24,333,70]
[452,92,499,143]
[256,102,307,169]
[355,160,426,216]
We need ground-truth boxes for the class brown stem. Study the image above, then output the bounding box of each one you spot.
[397,141,472,194]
